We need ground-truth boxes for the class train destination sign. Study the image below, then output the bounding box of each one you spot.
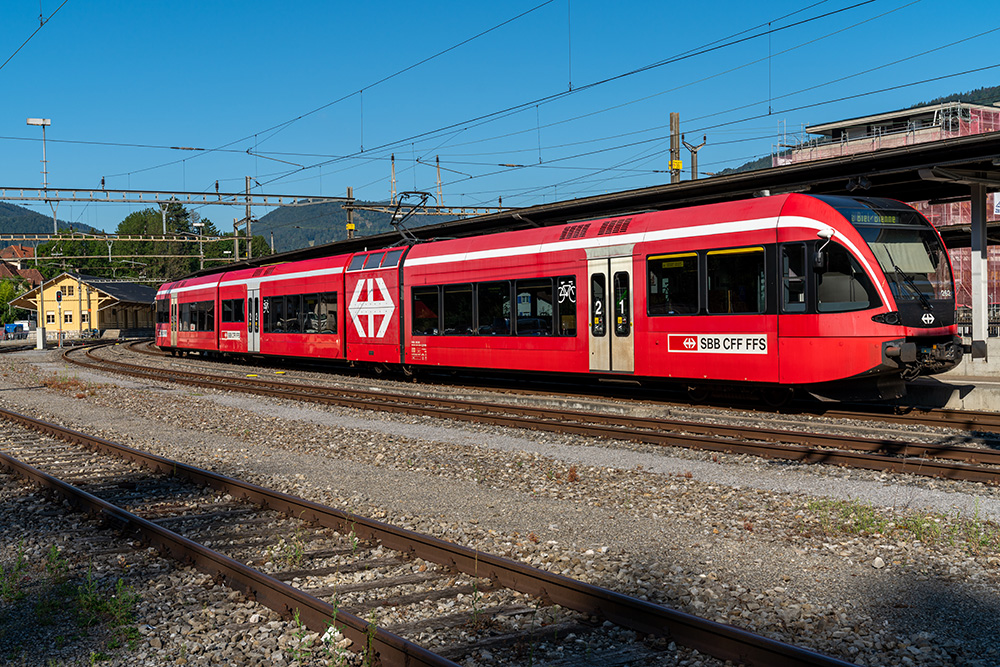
[667,334,769,354]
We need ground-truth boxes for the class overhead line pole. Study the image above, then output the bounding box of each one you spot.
[246,176,253,261]
[669,112,681,184]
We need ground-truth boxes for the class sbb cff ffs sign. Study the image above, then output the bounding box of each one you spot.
[668,334,768,355]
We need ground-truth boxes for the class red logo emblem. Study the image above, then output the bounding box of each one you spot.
[667,335,699,352]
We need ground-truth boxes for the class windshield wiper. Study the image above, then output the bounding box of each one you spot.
[893,265,932,310]
[883,246,932,310]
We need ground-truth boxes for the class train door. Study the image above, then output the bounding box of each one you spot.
[588,255,634,373]
[170,294,178,347]
[247,287,260,353]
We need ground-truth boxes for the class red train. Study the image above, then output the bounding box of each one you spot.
[156,194,962,400]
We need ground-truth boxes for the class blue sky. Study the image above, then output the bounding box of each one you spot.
[1,0,997,233]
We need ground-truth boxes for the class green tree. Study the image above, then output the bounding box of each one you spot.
[113,203,199,279]
[0,280,29,325]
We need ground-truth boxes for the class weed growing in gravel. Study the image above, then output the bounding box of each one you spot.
[41,372,98,398]
[289,609,311,662]
[45,544,69,585]
[320,597,354,666]
[363,610,379,667]
[803,499,1000,555]
[76,569,142,650]
[0,541,29,602]
[272,525,308,568]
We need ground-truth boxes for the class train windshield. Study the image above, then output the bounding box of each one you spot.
[823,197,953,303]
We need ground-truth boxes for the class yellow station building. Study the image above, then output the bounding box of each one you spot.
[11,272,157,340]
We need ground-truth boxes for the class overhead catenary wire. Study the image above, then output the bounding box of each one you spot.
[0,0,70,73]
[104,0,558,181]
[254,0,886,191]
[104,0,875,187]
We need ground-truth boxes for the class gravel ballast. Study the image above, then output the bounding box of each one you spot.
[0,347,998,666]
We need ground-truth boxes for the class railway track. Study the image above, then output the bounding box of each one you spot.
[125,339,1000,435]
[67,343,1000,486]
[0,405,856,667]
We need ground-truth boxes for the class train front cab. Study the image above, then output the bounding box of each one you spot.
[774,195,961,399]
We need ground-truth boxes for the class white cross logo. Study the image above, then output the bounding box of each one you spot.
[921,313,935,325]
[348,277,396,338]
[684,337,697,350]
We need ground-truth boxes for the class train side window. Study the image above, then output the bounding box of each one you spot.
[285,295,302,333]
[613,272,631,336]
[591,275,607,337]
[302,294,320,333]
[781,245,807,313]
[347,254,367,271]
[221,299,242,323]
[515,279,554,336]
[267,296,285,333]
[202,301,215,332]
[815,242,881,312]
[442,284,474,335]
[556,276,577,336]
[381,249,404,268]
[477,282,511,335]
[412,286,440,335]
[319,292,337,334]
[707,247,765,314]
[647,252,698,315]
[363,252,384,269]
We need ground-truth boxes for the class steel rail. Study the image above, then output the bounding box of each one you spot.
[68,347,1000,484]
[0,433,454,667]
[817,404,1000,433]
[0,405,857,667]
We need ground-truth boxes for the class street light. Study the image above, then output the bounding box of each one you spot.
[27,119,53,351]
[26,117,57,235]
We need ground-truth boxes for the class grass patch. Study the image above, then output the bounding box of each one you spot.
[0,541,29,602]
[801,498,1000,555]
[0,547,142,662]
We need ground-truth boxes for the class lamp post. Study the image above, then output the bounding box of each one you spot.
[26,118,58,234]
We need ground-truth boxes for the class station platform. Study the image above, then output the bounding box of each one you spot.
[904,338,1000,411]
[906,372,1000,411]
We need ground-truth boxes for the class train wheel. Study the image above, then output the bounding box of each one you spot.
[687,385,710,402]
[761,387,794,408]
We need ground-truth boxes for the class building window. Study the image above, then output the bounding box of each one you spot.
[46,312,55,324]
[64,285,75,297]
[81,312,90,324]
[64,312,73,324]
